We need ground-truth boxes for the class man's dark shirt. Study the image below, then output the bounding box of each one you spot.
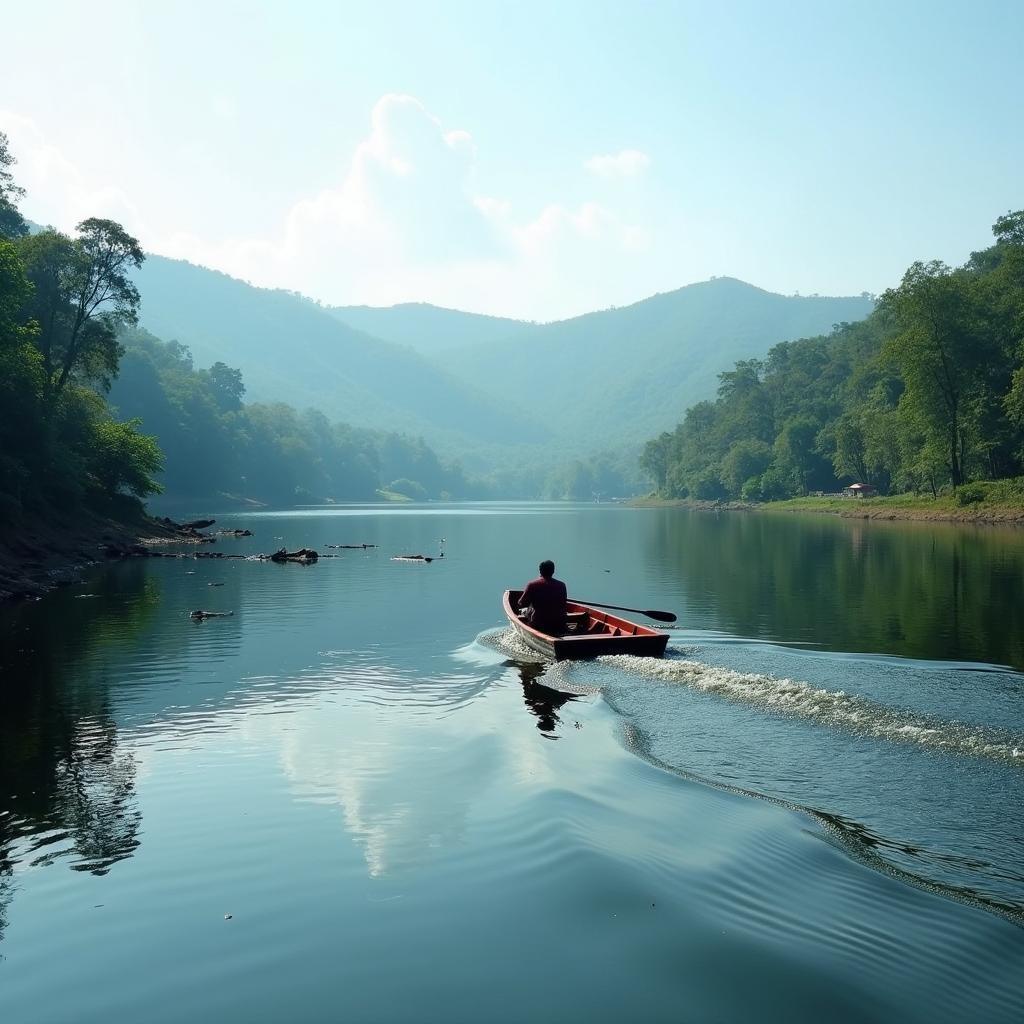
[519,576,568,634]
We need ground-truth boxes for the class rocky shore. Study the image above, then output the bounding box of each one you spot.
[0,509,207,602]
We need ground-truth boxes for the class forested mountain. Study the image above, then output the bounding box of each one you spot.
[109,328,482,505]
[132,257,530,447]
[133,258,873,458]
[444,279,875,449]
[642,213,1024,501]
[328,302,534,356]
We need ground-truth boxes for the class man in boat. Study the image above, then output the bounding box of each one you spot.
[516,560,568,635]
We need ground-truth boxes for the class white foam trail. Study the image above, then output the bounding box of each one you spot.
[596,654,1024,765]
[477,627,548,663]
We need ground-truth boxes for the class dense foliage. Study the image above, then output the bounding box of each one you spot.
[0,131,493,516]
[0,132,162,528]
[110,328,481,504]
[642,213,1024,500]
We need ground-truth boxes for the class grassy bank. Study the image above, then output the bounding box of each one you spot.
[767,492,1024,524]
[631,478,1024,524]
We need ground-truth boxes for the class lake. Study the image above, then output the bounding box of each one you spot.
[1,503,1022,1023]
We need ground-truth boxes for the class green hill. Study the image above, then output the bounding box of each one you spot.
[328,302,534,356]
[132,256,534,446]
[132,258,873,466]
[444,278,875,448]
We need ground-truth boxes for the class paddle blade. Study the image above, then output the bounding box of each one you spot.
[645,609,677,623]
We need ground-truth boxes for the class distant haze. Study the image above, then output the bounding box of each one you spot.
[134,257,873,462]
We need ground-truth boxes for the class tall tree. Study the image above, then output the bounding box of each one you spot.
[19,219,144,398]
[880,262,986,487]
[204,361,245,412]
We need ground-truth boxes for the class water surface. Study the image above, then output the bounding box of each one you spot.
[1,504,1022,1022]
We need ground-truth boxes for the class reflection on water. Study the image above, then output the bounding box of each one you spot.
[1,505,1023,1023]
[648,510,1024,668]
[516,661,580,738]
[0,568,155,874]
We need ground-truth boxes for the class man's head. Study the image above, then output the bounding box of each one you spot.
[539,560,555,578]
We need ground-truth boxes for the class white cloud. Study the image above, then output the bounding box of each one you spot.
[3,98,655,320]
[1,111,145,233]
[584,149,651,178]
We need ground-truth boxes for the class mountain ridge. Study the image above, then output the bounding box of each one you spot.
[131,253,874,462]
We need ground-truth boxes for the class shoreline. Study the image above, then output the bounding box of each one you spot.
[7,488,1023,604]
[628,494,1024,525]
[0,506,186,603]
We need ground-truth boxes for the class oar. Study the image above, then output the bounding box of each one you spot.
[569,599,677,623]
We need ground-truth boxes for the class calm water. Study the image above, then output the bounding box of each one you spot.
[1,504,1022,1023]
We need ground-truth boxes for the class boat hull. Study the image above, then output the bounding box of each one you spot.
[502,590,669,660]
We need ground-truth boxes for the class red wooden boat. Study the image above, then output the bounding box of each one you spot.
[503,590,669,661]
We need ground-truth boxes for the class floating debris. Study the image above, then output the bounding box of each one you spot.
[392,538,445,563]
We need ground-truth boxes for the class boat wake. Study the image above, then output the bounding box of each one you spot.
[588,652,1024,765]
[478,629,1023,765]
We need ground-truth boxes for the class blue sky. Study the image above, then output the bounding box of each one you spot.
[3,1,1022,319]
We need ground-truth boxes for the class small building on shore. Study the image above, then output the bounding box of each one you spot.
[843,482,877,498]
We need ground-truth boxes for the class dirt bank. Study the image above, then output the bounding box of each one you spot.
[0,507,191,602]
[629,495,1024,525]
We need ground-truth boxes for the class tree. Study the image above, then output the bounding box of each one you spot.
[880,262,987,487]
[827,413,868,483]
[993,211,1024,248]
[719,439,772,497]
[204,361,245,412]
[0,239,31,343]
[89,415,164,498]
[19,219,144,398]
[0,131,27,240]
[640,432,671,491]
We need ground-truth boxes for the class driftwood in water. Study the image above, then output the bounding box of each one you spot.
[268,547,319,564]
[392,539,445,564]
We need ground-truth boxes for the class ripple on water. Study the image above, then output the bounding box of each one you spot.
[479,628,1024,921]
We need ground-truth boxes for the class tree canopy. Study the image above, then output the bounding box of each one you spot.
[642,211,1024,501]
[0,146,159,527]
